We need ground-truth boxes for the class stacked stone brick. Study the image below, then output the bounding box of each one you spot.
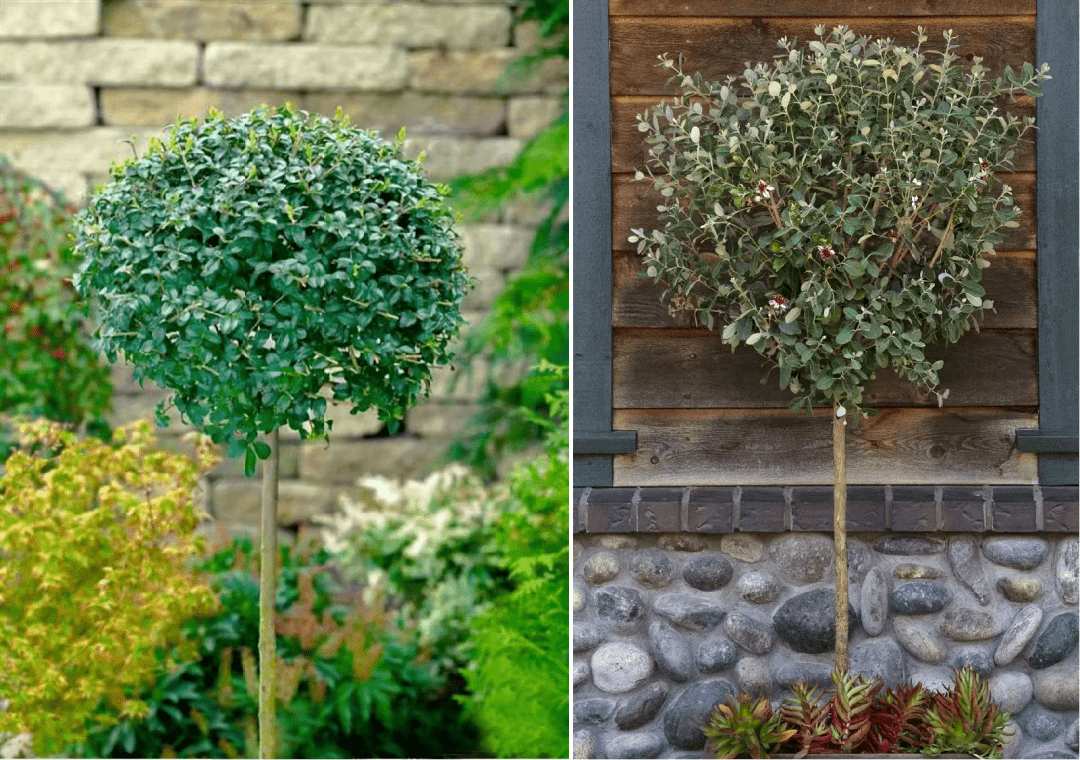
[0,0,565,542]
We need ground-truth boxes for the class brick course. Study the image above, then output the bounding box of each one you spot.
[576,486,1078,534]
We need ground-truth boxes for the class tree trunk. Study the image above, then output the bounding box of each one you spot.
[259,428,279,759]
[833,407,849,673]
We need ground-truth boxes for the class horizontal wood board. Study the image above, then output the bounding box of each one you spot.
[611,172,1037,253]
[612,407,1038,485]
[611,97,1036,175]
[609,17,1036,96]
[610,0,1036,16]
[613,250,1038,330]
[613,328,1037,408]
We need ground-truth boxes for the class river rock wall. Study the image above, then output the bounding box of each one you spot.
[573,531,1080,759]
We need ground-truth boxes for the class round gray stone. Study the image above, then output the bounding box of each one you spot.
[995,603,1044,666]
[772,588,858,654]
[659,534,708,552]
[649,619,694,682]
[583,551,621,585]
[769,534,833,585]
[1029,612,1079,669]
[602,731,665,759]
[989,670,1034,715]
[720,534,764,563]
[947,537,992,606]
[574,698,617,725]
[894,563,943,580]
[663,679,737,750]
[1031,658,1080,711]
[736,570,781,604]
[775,661,833,693]
[998,576,1043,603]
[696,635,739,673]
[860,566,889,636]
[909,665,952,694]
[735,656,771,696]
[595,585,646,633]
[951,646,995,675]
[574,622,604,653]
[982,537,1050,570]
[1021,708,1064,743]
[893,616,948,664]
[574,729,596,759]
[573,584,586,613]
[573,659,591,689]
[874,535,945,555]
[682,553,734,591]
[1056,537,1079,605]
[592,643,654,693]
[850,637,906,687]
[614,682,669,730]
[630,549,677,588]
[723,611,774,655]
[847,540,874,587]
[890,580,951,614]
[1067,720,1079,752]
[598,535,636,550]
[654,593,725,632]
[939,607,1005,641]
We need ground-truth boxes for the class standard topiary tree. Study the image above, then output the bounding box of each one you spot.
[633,26,1047,670]
[73,104,470,757]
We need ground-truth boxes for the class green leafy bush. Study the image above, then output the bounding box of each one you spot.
[65,529,482,759]
[73,105,470,473]
[461,365,569,758]
[634,26,1048,417]
[0,420,220,757]
[0,157,112,458]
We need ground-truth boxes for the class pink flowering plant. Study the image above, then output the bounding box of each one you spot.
[633,26,1049,417]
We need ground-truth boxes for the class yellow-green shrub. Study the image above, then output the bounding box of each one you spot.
[0,419,221,756]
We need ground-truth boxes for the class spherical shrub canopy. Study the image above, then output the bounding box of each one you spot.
[634,27,1047,415]
[74,105,470,458]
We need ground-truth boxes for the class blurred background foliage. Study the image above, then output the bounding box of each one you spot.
[446,0,570,480]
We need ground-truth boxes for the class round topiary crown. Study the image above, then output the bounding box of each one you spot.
[74,105,470,468]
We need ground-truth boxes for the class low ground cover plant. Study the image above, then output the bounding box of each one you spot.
[704,666,1010,758]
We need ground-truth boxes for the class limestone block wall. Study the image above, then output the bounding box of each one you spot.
[572,532,1080,760]
[0,0,566,541]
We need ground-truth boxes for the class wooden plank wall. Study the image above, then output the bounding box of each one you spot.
[609,1,1040,486]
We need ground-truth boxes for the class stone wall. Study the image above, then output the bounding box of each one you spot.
[0,0,566,542]
[572,531,1080,759]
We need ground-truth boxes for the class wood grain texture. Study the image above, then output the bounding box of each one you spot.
[611,172,1036,252]
[612,407,1038,485]
[610,0,1036,17]
[612,328,1037,408]
[609,17,1035,96]
[610,96,1036,174]
[612,250,1038,330]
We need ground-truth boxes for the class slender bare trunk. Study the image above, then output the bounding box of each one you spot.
[833,407,849,673]
[259,428,279,758]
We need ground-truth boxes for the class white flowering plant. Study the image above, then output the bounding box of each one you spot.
[633,26,1049,417]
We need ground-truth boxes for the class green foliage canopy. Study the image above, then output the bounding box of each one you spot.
[635,26,1048,416]
[73,106,470,473]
